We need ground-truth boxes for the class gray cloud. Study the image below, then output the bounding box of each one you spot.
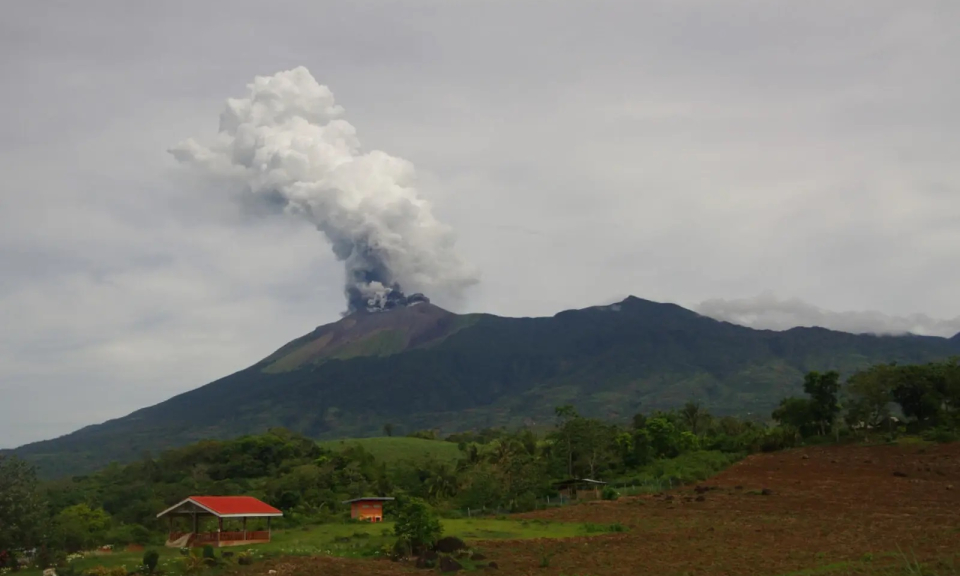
[697,292,960,337]
[2,0,959,447]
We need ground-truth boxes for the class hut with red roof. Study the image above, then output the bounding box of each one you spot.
[156,496,282,548]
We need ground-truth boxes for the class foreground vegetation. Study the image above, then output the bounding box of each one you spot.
[315,436,461,466]
[2,358,959,574]
[11,516,610,576]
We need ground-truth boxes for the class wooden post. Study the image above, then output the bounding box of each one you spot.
[267,517,272,541]
[242,517,247,541]
[192,513,198,534]
[217,517,223,546]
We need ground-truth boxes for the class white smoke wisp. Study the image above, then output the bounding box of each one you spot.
[170,67,478,313]
[697,291,960,337]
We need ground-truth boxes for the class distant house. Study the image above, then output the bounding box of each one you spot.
[553,478,608,501]
[342,497,394,522]
[156,496,282,548]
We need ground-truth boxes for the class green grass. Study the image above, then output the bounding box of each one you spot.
[317,436,462,465]
[267,518,606,557]
[23,517,610,576]
[331,330,407,360]
[609,450,745,495]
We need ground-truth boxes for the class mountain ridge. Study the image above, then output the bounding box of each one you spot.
[10,296,960,478]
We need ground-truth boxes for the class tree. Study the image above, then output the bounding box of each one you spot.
[845,364,895,428]
[888,361,960,426]
[679,401,709,436]
[53,504,111,552]
[645,416,681,458]
[942,358,960,422]
[772,397,817,437]
[382,423,395,437]
[553,405,579,477]
[423,463,457,501]
[0,455,46,553]
[569,418,617,478]
[803,371,841,435]
[407,429,438,440]
[393,497,443,551]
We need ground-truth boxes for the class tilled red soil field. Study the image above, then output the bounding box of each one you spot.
[232,443,960,576]
[493,442,960,575]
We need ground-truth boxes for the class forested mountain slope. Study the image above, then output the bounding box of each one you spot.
[12,297,960,477]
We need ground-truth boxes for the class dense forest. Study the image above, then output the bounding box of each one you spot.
[2,358,959,569]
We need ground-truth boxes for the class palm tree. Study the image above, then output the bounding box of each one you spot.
[680,401,706,436]
[424,464,457,500]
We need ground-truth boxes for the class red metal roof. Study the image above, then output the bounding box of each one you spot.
[189,496,281,516]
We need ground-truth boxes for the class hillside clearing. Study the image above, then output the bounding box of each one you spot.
[316,436,461,465]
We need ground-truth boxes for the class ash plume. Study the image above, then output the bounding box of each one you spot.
[169,67,478,313]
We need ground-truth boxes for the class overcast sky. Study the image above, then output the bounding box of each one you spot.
[3,1,959,448]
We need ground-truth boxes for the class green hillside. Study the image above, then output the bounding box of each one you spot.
[11,296,960,477]
[317,436,461,465]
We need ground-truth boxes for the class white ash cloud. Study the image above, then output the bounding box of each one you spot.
[169,67,478,312]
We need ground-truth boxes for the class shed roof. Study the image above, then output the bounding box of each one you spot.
[341,497,395,504]
[553,478,608,487]
[156,496,283,519]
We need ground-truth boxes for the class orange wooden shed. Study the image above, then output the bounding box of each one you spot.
[342,497,394,522]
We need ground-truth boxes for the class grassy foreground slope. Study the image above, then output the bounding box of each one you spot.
[17,517,605,576]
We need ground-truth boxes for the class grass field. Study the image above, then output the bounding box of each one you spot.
[34,517,611,576]
[316,436,462,465]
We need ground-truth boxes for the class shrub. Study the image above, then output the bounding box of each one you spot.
[509,492,538,513]
[391,539,412,560]
[181,553,205,573]
[36,548,66,569]
[200,546,215,561]
[922,426,960,443]
[237,553,253,566]
[393,497,443,551]
[142,551,159,574]
[601,487,620,501]
[434,536,466,554]
[537,544,554,568]
[106,525,152,548]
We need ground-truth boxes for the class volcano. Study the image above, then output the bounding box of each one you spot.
[10,296,960,478]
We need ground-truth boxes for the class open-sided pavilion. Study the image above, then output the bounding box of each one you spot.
[156,496,282,548]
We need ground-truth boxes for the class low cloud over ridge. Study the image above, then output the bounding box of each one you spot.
[697,292,960,337]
